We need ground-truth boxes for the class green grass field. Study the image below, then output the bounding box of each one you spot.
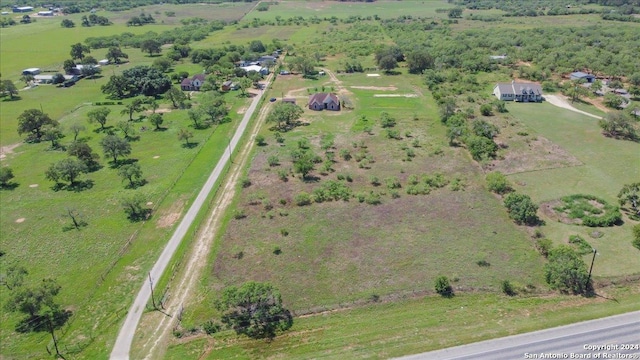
[246,0,453,20]
[506,103,640,277]
[167,285,640,359]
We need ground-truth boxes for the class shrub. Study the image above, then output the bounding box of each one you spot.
[274,132,284,143]
[545,246,590,295]
[535,238,553,258]
[203,320,221,335]
[385,177,401,189]
[277,169,288,181]
[434,276,454,297]
[280,229,289,236]
[241,178,251,188]
[476,260,490,267]
[423,173,448,188]
[262,198,273,211]
[339,149,351,161]
[273,246,282,255]
[369,176,380,186]
[554,194,622,227]
[390,190,400,199]
[233,209,246,219]
[294,192,312,206]
[365,192,382,205]
[385,129,401,139]
[504,193,540,225]
[450,177,465,191]
[480,103,493,116]
[380,112,396,128]
[501,280,516,296]
[486,171,511,194]
[255,135,266,146]
[312,180,352,202]
[268,155,280,167]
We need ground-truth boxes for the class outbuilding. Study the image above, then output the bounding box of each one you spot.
[22,68,41,75]
[570,72,596,83]
[13,6,34,13]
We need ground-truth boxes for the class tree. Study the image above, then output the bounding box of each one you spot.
[123,66,171,97]
[568,79,588,103]
[503,193,540,225]
[5,278,71,359]
[472,119,499,138]
[149,113,163,130]
[448,7,463,18]
[486,171,511,194]
[598,112,637,140]
[215,281,292,340]
[406,50,433,74]
[17,109,58,142]
[603,93,625,109]
[106,47,128,64]
[480,104,493,116]
[266,102,303,131]
[199,93,228,125]
[65,208,87,230]
[45,158,88,186]
[249,40,266,53]
[63,59,76,75]
[140,39,162,57]
[187,109,203,129]
[61,19,75,28]
[152,57,173,72]
[288,55,315,76]
[82,56,98,65]
[69,124,85,141]
[545,246,591,295]
[618,183,640,218]
[121,98,145,121]
[1,80,19,99]
[633,224,640,251]
[121,192,148,221]
[118,163,143,188]
[52,73,65,85]
[81,65,101,79]
[101,75,131,99]
[67,141,99,170]
[20,74,34,86]
[70,42,90,60]
[377,55,397,73]
[235,77,253,96]
[591,79,603,94]
[0,167,15,188]
[380,112,396,128]
[42,125,64,149]
[177,128,194,146]
[87,107,111,131]
[0,265,27,290]
[434,276,454,297]
[117,121,136,140]
[292,150,315,180]
[100,135,131,164]
[165,86,187,108]
[466,135,497,160]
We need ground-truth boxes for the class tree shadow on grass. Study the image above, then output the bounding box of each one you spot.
[110,158,138,169]
[68,179,94,192]
[1,96,22,102]
[127,208,152,222]
[181,142,199,149]
[301,175,321,183]
[93,126,114,134]
[125,179,147,190]
[0,182,19,190]
[62,220,88,232]
[153,127,168,132]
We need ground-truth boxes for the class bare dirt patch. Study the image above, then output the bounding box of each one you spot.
[153,156,160,159]
[156,200,185,228]
[29,184,38,188]
[15,218,25,223]
[373,94,419,98]
[0,143,21,160]
[351,86,397,91]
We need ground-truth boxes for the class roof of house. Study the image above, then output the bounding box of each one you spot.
[570,71,595,78]
[192,74,206,82]
[180,78,192,86]
[241,65,264,73]
[222,80,233,86]
[309,93,339,105]
[283,98,296,102]
[495,82,542,96]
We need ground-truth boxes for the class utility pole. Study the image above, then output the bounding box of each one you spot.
[586,248,597,290]
[148,273,157,310]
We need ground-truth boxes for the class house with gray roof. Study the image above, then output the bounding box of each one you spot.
[493,81,543,102]
[570,72,596,83]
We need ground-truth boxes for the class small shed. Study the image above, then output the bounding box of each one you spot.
[13,6,34,13]
[282,98,296,104]
[98,59,109,66]
[37,11,53,16]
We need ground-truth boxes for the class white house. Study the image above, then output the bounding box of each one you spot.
[493,81,543,102]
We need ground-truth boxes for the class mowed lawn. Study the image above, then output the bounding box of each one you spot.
[185,71,546,326]
[246,0,454,20]
[507,103,640,277]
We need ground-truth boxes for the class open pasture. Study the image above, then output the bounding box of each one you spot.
[246,0,454,20]
[506,103,640,277]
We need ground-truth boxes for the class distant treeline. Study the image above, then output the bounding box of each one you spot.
[452,0,639,15]
[3,0,256,12]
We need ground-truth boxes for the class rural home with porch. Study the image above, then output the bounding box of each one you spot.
[181,74,206,91]
[308,93,340,111]
[493,81,543,102]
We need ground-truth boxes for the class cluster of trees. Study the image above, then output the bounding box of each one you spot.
[81,13,111,27]
[102,66,171,99]
[598,112,638,141]
[266,102,304,131]
[0,76,19,100]
[126,12,155,26]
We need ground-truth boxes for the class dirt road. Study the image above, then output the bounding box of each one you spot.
[544,94,603,119]
[110,74,273,360]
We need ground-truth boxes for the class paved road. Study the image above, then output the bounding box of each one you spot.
[396,311,640,360]
[110,81,269,360]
